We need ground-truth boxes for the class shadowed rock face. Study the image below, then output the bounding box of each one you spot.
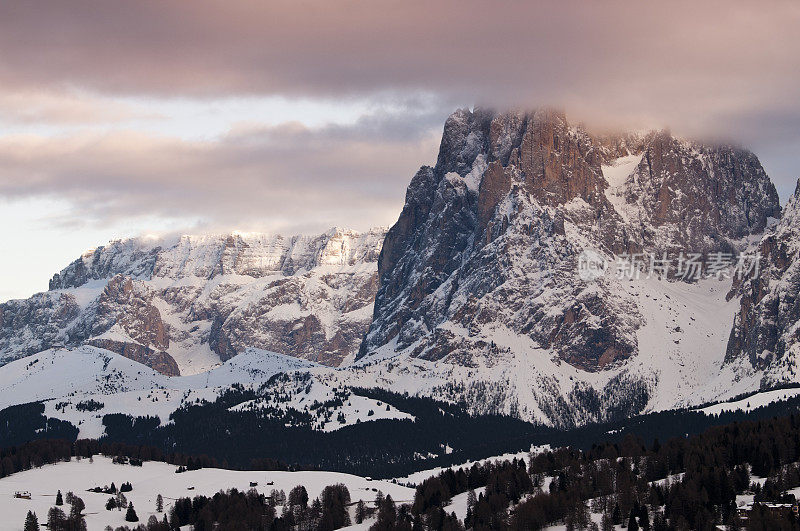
[726,179,800,384]
[87,338,180,376]
[1,228,386,374]
[360,108,780,372]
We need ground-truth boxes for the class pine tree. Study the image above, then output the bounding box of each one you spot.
[24,511,39,531]
[376,495,397,529]
[612,503,622,525]
[601,511,615,531]
[638,504,650,530]
[628,509,639,531]
[289,485,309,508]
[652,511,669,531]
[355,499,367,524]
[69,495,85,520]
[125,502,139,523]
[156,493,164,513]
[467,488,477,510]
[116,492,127,511]
[47,507,66,531]
[55,490,63,506]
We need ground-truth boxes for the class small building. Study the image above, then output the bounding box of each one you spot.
[738,502,799,519]
[14,491,31,499]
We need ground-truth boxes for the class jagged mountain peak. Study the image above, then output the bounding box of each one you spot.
[49,227,386,291]
[356,107,784,425]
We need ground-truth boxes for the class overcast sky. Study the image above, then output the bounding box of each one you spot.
[1,0,798,301]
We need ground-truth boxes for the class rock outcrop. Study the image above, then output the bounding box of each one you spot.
[726,178,800,383]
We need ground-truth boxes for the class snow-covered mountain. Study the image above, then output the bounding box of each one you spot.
[2,107,799,431]
[0,228,386,375]
[726,178,800,385]
[355,108,788,426]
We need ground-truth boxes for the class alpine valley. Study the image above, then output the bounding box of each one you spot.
[3,108,800,476]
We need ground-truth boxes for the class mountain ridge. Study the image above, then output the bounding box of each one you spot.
[1,226,387,374]
[2,107,799,429]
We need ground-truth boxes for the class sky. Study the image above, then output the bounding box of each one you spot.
[0,0,798,301]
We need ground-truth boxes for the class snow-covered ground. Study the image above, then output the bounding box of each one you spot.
[0,456,413,531]
[697,387,800,416]
[444,486,486,521]
[393,445,549,486]
[0,346,413,438]
[621,275,745,410]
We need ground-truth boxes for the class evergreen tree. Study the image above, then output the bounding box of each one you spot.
[125,502,139,522]
[601,511,615,531]
[628,509,639,531]
[310,497,323,522]
[68,495,85,520]
[319,483,351,529]
[355,499,367,524]
[652,511,669,531]
[47,507,66,531]
[24,511,39,531]
[612,503,622,525]
[289,485,309,508]
[156,493,164,513]
[375,494,397,530]
[467,488,477,510]
[55,490,63,506]
[638,504,650,530]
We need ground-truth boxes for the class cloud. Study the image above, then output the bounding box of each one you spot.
[0,90,150,125]
[1,2,797,113]
[0,108,444,233]
[0,0,798,232]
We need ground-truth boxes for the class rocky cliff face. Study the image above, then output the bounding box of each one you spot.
[2,227,385,374]
[355,108,781,424]
[361,109,779,367]
[726,179,800,383]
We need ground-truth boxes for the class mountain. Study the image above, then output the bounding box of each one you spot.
[0,107,796,431]
[726,178,800,385]
[357,108,784,426]
[0,227,385,375]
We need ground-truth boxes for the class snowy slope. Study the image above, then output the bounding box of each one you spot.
[697,388,800,416]
[0,456,413,531]
[0,346,411,438]
[602,153,643,223]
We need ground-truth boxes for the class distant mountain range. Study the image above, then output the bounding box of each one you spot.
[2,108,800,430]
[1,227,385,374]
